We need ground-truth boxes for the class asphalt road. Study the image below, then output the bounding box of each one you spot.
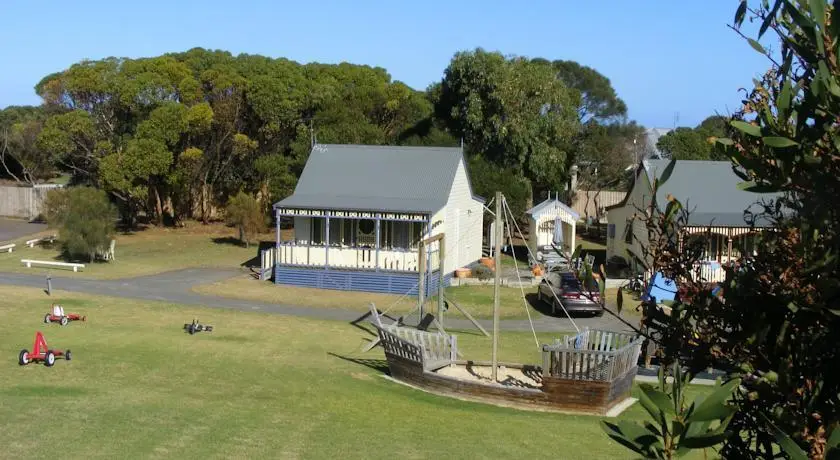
[0,218,46,243]
[0,267,635,333]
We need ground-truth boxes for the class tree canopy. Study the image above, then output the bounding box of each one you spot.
[656,115,728,160]
[2,47,636,223]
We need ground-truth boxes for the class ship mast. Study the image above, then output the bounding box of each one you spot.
[491,191,502,382]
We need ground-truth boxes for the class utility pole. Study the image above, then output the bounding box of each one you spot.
[491,190,502,382]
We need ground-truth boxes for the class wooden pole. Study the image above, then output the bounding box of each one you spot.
[492,191,502,382]
[418,241,426,322]
[438,235,445,328]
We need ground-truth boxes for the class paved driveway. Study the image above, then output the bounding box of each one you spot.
[0,218,46,243]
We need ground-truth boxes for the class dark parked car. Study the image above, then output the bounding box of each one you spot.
[536,270,604,316]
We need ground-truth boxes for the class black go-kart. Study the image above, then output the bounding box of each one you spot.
[183,319,214,335]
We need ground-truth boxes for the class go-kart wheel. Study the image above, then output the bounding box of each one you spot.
[44,314,51,324]
[44,350,56,367]
[60,316,68,326]
[205,326,213,332]
[82,316,87,322]
[18,349,29,365]
[65,350,72,361]
[188,324,196,335]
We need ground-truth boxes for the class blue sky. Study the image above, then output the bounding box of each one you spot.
[0,0,769,128]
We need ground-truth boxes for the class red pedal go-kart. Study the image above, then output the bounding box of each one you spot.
[44,304,86,326]
[19,331,72,367]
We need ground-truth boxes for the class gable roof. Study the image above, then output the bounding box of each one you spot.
[609,159,782,227]
[526,196,580,222]
[273,144,476,214]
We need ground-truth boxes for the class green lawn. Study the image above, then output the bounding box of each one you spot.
[0,286,713,459]
[193,275,543,320]
[0,222,267,279]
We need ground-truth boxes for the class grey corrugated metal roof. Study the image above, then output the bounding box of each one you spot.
[526,197,580,220]
[273,144,465,213]
[642,159,782,227]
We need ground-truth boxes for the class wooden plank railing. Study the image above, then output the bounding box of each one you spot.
[276,244,433,272]
[543,329,643,382]
[378,324,457,371]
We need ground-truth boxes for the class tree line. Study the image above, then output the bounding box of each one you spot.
[0,47,722,226]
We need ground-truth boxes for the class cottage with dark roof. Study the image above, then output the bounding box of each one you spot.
[606,159,780,281]
[272,144,485,295]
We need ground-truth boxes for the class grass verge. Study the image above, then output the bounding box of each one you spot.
[0,222,271,279]
[0,286,712,459]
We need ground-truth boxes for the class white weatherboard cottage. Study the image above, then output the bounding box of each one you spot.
[606,159,780,281]
[272,144,485,295]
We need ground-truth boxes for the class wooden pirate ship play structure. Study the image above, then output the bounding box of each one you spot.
[365,192,644,415]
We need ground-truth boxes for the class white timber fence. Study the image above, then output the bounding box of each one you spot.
[377,323,458,371]
[542,329,643,382]
[0,184,64,221]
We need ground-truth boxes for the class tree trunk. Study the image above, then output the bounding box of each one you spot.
[154,186,164,226]
[201,183,210,224]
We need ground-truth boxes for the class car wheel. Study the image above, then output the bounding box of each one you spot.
[60,316,68,326]
[19,349,29,365]
[594,310,604,317]
[65,350,72,361]
[44,314,50,324]
[44,350,56,367]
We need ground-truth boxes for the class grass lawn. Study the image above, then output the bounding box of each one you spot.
[603,287,644,317]
[193,275,544,320]
[0,221,270,279]
[0,286,714,459]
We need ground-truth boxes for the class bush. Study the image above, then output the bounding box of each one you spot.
[225,191,267,248]
[43,187,117,262]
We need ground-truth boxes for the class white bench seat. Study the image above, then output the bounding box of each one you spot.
[21,259,85,272]
[0,243,15,253]
[25,235,56,248]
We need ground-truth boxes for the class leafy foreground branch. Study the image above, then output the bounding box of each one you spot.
[593,1,840,458]
[603,363,741,459]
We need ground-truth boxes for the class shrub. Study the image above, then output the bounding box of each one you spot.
[43,187,117,262]
[225,191,267,248]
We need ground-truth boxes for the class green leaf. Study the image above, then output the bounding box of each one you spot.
[681,431,731,449]
[571,244,582,262]
[601,421,662,456]
[687,404,737,423]
[748,38,766,54]
[736,181,779,193]
[759,413,809,460]
[735,0,748,27]
[715,137,734,146]
[665,199,682,222]
[779,79,793,114]
[640,383,676,416]
[826,424,840,449]
[637,388,667,429]
[687,378,740,422]
[659,158,677,186]
[684,419,713,439]
[731,120,762,137]
[810,0,825,28]
[763,136,799,148]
